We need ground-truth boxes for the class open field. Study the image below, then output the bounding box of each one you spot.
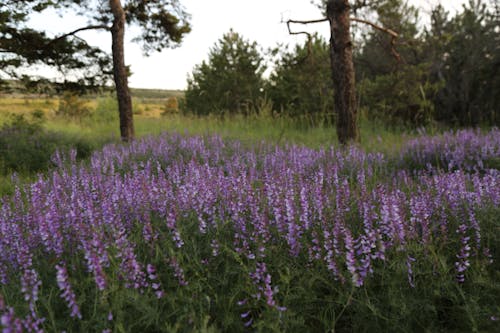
[0,93,499,332]
[0,89,181,121]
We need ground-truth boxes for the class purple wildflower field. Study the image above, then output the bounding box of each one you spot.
[0,129,499,332]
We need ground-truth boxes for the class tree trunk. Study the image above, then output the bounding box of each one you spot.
[327,0,359,145]
[110,0,134,142]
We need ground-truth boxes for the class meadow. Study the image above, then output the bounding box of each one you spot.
[0,92,499,332]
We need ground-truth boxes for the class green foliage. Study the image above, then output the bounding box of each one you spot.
[0,114,95,175]
[185,30,265,116]
[124,0,191,55]
[267,35,334,126]
[92,96,119,123]
[423,1,499,126]
[359,64,442,126]
[348,0,499,128]
[354,0,421,78]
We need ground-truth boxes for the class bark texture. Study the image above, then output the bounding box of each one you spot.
[110,0,135,142]
[327,0,359,144]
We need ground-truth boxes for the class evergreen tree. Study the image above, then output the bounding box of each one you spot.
[425,0,499,126]
[355,0,441,126]
[355,0,421,78]
[267,35,334,126]
[185,30,265,117]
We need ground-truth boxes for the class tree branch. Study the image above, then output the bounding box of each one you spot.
[286,17,401,62]
[350,18,400,62]
[286,18,328,38]
[350,18,398,38]
[47,25,110,46]
[351,17,401,62]
[285,19,329,61]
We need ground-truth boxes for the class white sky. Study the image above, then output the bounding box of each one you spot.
[28,0,469,90]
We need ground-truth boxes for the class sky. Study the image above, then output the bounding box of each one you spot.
[28,0,469,90]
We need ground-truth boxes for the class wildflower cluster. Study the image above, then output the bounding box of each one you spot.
[400,128,500,172]
[0,129,498,331]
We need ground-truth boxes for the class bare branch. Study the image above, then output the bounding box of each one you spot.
[285,16,401,61]
[351,17,401,62]
[286,18,328,38]
[350,18,398,38]
[285,18,329,61]
[350,17,401,62]
[286,17,398,39]
[287,18,329,25]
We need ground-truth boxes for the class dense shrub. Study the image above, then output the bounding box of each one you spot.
[424,2,500,126]
[56,92,91,122]
[0,115,95,175]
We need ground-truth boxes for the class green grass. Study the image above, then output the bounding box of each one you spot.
[45,112,415,152]
[0,92,426,198]
[0,90,424,152]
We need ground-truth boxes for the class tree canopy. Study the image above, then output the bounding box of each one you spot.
[0,1,111,91]
[0,0,191,141]
[0,0,190,86]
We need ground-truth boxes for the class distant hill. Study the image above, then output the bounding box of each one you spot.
[0,80,184,100]
[130,88,184,100]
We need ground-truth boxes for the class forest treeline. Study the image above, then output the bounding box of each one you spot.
[185,0,499,128]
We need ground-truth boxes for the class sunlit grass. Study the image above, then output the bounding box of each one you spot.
[0,93,423,153]
[48,112,416,152]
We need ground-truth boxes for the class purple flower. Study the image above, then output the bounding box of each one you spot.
[240,311,251,318]
[1,307,23,333]
[455,224,471,283]
[55,262,82,319]
[169,257,188,286]
[0,128,498,326]
[406,256,416,288]
[299,186,310,230]
[237,299,247,306]
[114,227,147,290]
[343,229,362,287]
[249,262,286,311]
[244,317,253,327]
[147,264,156,277]
[211,240,220,257]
